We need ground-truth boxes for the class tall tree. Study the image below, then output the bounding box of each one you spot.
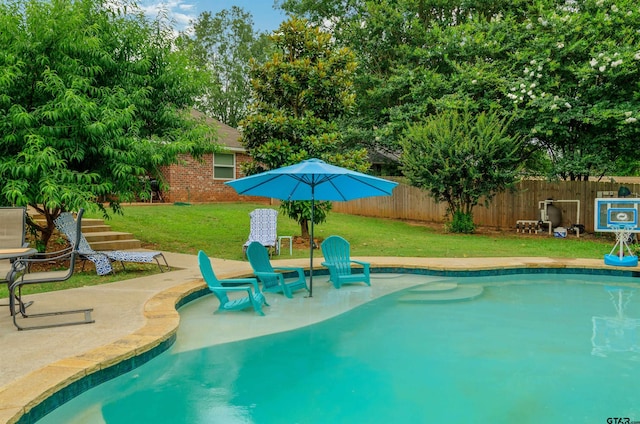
[241,17,369,238]
[0,0,216,248]
[176,7,272,128]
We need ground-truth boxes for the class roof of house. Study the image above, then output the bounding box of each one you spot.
[190,110,244,152]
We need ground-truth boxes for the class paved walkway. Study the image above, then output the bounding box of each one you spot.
[0,253,628,423]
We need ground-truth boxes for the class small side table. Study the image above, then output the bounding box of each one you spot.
[278,236,293,255]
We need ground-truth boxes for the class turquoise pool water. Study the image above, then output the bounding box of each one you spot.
[37,274,640,423]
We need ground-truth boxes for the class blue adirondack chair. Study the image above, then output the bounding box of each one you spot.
[320,235,371,289]
[197,250,268,316]
[246,241,309,298]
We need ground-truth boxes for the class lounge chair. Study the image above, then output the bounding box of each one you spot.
[8,209,94,330]
[0,207,28,249]
[197,250,268,316]
[320,235,371,288]
[0,207,29,283]
[246,241,309,298]
[242,208,279,256]
[54,212,169,276]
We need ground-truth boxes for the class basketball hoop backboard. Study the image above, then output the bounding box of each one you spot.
[594,198,640,233]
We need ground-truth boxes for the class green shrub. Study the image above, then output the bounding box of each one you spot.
[447,211,476,234]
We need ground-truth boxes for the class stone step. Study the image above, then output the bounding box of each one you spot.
[31,217,105,229]
[28,210,143,251]
[81,218,105,227]
[80,224,112,233]
[89,239,142,251]
[83,231,136,243]
[398,285,484,304]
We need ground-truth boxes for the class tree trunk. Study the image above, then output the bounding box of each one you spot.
[300,219,310,239]
[27,205,61,252]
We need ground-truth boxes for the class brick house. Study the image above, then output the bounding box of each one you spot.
[159,115,267,204]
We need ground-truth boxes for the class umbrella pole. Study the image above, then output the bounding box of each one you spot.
[309,192,315,297]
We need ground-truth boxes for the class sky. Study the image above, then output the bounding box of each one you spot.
[139,0,288,33]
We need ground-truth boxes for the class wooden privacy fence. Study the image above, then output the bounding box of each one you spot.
[331,179,640,233]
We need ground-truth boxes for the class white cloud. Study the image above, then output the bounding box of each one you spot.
[140,0,198,30]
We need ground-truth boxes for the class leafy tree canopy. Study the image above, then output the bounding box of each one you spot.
[280,0,640,179]
[499,0,640,180]
[0,0,217,246]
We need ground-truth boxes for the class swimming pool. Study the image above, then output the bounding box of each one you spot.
[37,273,640,423]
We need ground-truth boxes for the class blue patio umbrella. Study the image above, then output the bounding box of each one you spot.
[225,158,398,296]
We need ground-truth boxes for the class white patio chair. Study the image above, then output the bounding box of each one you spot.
[242,208,279,257]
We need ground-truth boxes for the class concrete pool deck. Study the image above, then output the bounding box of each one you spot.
[0,253,634,423]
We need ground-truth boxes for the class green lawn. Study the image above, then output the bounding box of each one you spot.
[96,203,612,260]
[2,202,615,298]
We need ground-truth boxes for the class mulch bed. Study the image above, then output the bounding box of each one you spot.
[292,236,322,250]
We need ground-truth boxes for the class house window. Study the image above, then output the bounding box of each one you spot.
[213,153,235,179]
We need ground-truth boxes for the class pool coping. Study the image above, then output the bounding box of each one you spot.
[1,256,639,424]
